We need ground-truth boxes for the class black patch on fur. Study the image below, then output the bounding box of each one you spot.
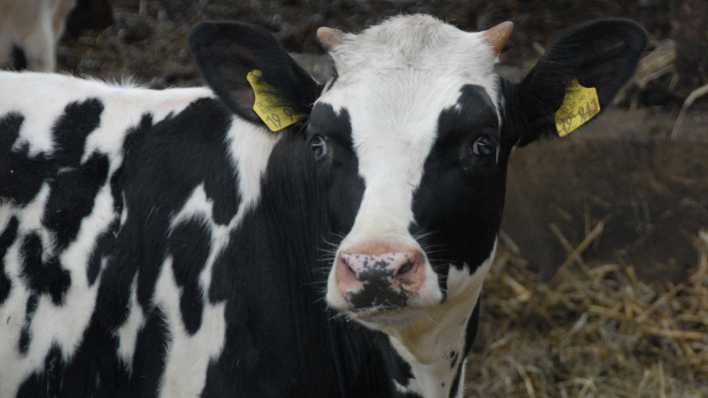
[203,126,331,397]
[203,154,239,226]
[18,294,39,354]
[0,112,23,152]
[20,233,71,305]
[202,141,331,394]
[40,99,107,250]
[436,85,499,144]
[348,269,407,310]
[43,153,110,250]
[308,103,355,149]
[110,164,124,214]
[0,112,52,205]
[90,114,155,337]
[52,98,104,166]
[413,86,504,297]
[86,219,119,286]
[131,308,170,398]
[16,344,64,398]
[86,115,150,286]
[168,218,211,334]
[114,98,234,310]
[58,313,132,397]
[385,344,418,397]
[305,104,363,237]
[0,216,19,304]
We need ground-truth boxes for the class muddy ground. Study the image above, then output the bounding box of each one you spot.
[56,1,708,396]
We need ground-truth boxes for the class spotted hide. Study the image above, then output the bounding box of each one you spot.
[0,15,647,398]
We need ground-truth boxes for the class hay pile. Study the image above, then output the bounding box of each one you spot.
[466,230,708,397]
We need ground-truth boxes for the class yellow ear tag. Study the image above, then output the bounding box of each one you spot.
[246,69,303,132]
[554,80,601,137]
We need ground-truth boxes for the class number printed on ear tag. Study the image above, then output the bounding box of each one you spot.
[554,80,601,137]
[246,69,304,132]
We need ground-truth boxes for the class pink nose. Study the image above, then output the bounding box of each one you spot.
[335,242,426,307]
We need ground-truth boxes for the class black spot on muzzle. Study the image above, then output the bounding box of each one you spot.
[347,269,407,310]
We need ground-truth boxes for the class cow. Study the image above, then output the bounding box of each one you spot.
[0,14,647,398]
[0,0,77,72]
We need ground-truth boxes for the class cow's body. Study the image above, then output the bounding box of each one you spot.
[0,15,647,398]
[0,0,77,72]
[0,71,448,397]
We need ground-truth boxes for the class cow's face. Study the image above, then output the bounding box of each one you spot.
[190,15,647,329]
[307,16,508,322]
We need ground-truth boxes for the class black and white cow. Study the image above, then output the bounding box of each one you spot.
[0,14,646,398]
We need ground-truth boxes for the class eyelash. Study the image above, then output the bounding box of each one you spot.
[469,135,497,157]
[310,135,328,160]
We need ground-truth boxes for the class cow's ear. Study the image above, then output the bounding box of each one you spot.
[190,22,320,132]
[511,18,648,146]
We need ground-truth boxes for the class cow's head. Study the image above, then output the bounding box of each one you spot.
[190,15,646,330]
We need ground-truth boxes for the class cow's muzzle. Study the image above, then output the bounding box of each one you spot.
[334,242,426,311]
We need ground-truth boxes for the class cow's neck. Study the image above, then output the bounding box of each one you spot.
[383,253,493,398]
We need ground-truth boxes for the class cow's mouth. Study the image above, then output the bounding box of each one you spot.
[351,306,402,317]
[347,305,421,325]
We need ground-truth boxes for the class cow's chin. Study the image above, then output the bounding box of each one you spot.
[329,292,445,331]
[347,305,426,328]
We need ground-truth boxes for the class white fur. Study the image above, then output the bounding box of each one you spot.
[0,184,51,398]
[155,257,227,398]
[225,118,281,220]
[116,275,144,373]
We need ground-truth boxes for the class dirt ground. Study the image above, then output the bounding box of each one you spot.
[56,1,708,396]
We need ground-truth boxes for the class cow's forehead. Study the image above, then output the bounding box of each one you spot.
[317,71,498,134]
[316,14,500,135]
[327,14,497,78]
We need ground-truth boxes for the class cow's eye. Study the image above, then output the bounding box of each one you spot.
[310,135,328,160]
[470,135,497,157]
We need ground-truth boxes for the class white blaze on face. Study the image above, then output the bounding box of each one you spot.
[322,14,500,312]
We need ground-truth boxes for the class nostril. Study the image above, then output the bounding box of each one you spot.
[395,260,416,277]
[393,260,418,285]
[338,255,357,279]
[343,258,355,276]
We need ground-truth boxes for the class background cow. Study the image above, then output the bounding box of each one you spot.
[0,14,646,398]
[0,0,77,71]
